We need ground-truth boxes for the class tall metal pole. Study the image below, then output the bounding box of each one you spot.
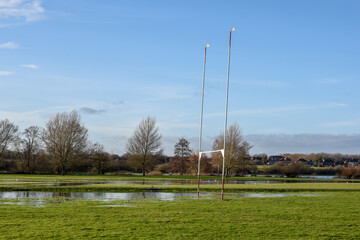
[221,27,235,200]
[198,43,210,197]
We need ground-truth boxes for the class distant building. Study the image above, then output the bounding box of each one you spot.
[322,158,335,167]
[346,158,359,167]
[296,158,307,164]
[268,155,284,165]
[251,156,263,165]
[334,160,346,167]
[296,158,313,166]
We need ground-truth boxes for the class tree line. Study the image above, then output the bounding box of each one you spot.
[0,110,253,175]
[2,110,359,177]
[252,152,360,166]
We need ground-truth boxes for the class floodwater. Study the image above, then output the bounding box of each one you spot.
[1,177,344,188]
[1,178,279,186]
[247,175,337,179]
[0,191,318,205]
[0,191,206,201]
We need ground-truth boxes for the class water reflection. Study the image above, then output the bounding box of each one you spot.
[0,191,318,202]
[0,191,210,201]
[2,175,346,189]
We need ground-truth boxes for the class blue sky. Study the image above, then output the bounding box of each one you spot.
[1,0,360,155]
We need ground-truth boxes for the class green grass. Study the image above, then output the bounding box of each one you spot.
[2,174,360,239]
[1,192,360,239]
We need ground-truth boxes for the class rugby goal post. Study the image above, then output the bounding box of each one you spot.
[198,27,235,200]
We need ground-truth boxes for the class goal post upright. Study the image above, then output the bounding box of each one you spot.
[221,27,236,200]
[197,43,210,197]
[198,27,235,200]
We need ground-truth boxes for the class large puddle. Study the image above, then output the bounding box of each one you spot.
[1,179,281,187]
[0,191,318,206]
[1,177,347,187]
[0,191,206,201]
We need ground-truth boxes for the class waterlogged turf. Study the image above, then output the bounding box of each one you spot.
[2,174,360,193]
[1,192,360,239]
[2,175,360,239]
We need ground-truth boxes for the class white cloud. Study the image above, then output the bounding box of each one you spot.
[21,64,38,69]
[0,71,13,76]
[0,0,23,7]
[0,0,44,23]
[0,41,18,48]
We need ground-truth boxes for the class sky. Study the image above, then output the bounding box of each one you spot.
[1,0,360,156]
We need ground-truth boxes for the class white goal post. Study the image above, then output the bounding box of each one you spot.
[198,27,235,200]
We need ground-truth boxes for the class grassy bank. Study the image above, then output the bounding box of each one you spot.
[1,192,360,239]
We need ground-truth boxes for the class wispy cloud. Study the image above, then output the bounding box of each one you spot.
[206,102,348,118]
[237,80,286,88]
[21,64,38,69]
[0,41,18,48]
[79,107,106,115]
[158,122,198,131]
[0,71,13,76]
[0,109,46,126]
[108,100,124,105]
[320,119,360,128]
[0,0,45,25]
[311,78,341,85]
[139,84,194,102]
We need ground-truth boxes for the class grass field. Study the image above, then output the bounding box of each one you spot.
[1,192,360,239]
[1,174,360,239]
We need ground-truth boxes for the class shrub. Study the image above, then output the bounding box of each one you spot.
[265,162,283,175]
[154,163,169,174]
[314,166,343,176]
[353,168,360,179]
[341,167,355,179]
[263,162,312,178]
[148,170,163,175]
[280,162,311,178]
[341,167,360,179]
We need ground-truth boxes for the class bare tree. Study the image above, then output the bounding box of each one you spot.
[169,138,192,175]
[88,142,109,174]
[42,110,88,175]
[212,123,252,177]
[0,119,18,158]
[126,116,161,176]
[18,126,41,173]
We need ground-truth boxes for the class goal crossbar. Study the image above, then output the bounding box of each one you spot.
[199,149,224,158]
[197,149,225,197]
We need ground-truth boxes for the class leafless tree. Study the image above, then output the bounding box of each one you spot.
[17,126,41,173]
[126,116,161,176]
[42,110,88,175]
[88,142,109,174]
[212,123,252,176]
[0,119,18,158]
